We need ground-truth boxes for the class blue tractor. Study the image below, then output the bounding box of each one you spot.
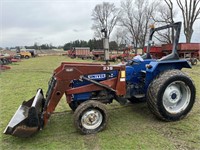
[4,22,196,137]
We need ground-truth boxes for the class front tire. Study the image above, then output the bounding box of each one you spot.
[147,70,195,121]
[74,100,108,134]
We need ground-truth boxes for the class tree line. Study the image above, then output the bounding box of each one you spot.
[8,39,123,51]
[63,39,123,51]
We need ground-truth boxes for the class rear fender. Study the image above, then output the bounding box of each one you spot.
[145,60,191,89]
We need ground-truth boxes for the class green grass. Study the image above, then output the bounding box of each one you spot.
[0,56,200,150]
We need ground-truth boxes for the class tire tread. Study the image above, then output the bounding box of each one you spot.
[147,69,195,121]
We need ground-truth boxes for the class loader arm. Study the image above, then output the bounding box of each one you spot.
[39,62,127,126]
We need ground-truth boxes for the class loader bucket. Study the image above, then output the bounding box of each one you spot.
[4,89,45,137]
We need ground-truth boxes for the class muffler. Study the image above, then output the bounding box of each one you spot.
[4,89,45,137]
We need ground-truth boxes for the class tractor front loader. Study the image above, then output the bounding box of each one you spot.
[4,22,196,137]
[4,62,126,137]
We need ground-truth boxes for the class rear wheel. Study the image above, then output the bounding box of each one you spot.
[74,100,108,134]
[147,70,195,121]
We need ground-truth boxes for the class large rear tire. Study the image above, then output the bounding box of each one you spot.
[147,70,195,121]
[74,100,108,134]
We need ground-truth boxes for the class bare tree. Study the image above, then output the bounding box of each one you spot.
[120,0,157,54]
[91,2,121,38]
[176,0,200,42]
[114,28,129,51]
[153,0,176,43]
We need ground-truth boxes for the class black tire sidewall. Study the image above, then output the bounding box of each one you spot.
[157,75,195,121]
[79,107,106,134]
[74,101,108,134]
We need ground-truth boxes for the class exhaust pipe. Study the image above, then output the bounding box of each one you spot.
[4,89,45,137]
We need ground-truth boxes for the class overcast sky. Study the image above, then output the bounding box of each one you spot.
[0,0,199,48]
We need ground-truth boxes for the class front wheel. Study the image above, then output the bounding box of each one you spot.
[147,70,195,121]
[74,100,108,134]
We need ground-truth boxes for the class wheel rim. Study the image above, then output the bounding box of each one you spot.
[81,109,103,130]
[162,81,191,114]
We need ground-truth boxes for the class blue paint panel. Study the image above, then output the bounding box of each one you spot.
[73,92,92,101]
[125,66,134,81]
[147,59,191,73]
[126,59,153,83]
[145,59,191,90]
[72,70,118,101]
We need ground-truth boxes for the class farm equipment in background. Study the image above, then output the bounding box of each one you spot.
[162,43,200,65]
[109,48,133,62]
[119,47,136,61]
[4,22,196,138]
[144,43,200,65]
[143,46,163,59]
[0,55,13,71]
[0,62,11,71]
[92,49,116,61]
[0,55,11,70]
[15,47,32,59]
[92,49,104,60]
[0,55,12,65]
[92,48,135,62]
[0,64,11,70]
[25,49,37,57]
[18,51,32,59]
[68,47,92,59]
[0,54,21,71]
[109,53,121,61]
[68,49,76,58]
[0,53,21,63]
